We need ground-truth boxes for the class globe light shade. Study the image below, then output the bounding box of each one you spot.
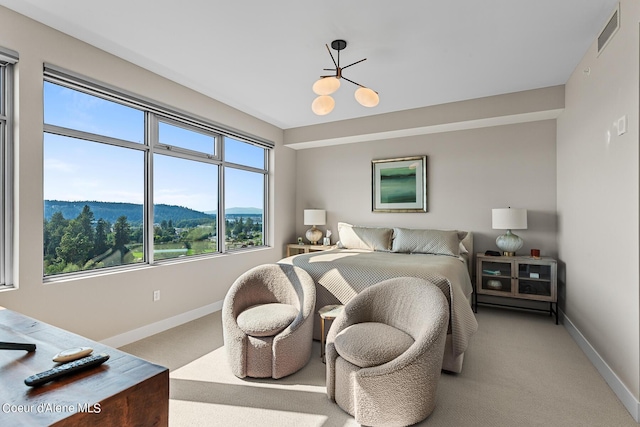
[311,95,335,115]
[312,77,340,95]
[354,87,379,107]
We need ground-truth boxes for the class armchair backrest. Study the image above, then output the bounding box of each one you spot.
[342,277,448,342]
[227,264,314,319]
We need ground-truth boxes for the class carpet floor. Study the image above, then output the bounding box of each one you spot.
[120,306,637,426]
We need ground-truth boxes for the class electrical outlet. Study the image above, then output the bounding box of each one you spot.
[153,290,160,302]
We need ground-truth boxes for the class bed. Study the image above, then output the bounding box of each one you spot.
[278,223,478,373]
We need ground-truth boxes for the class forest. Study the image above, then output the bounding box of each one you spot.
[43,203,263,276]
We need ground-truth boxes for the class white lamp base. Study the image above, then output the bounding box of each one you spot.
[306,226,322,245]
[496,229,523,256]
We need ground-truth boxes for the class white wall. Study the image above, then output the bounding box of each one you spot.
[0,6,296,342]
[293,119,558,259]
[557,0,640,405]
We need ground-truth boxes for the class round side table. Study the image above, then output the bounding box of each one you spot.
[318,304,344,363]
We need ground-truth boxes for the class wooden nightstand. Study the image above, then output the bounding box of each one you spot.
[475,253,558,323]
[286,243,335,257]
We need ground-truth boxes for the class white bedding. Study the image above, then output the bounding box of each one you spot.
[278,248,478,358]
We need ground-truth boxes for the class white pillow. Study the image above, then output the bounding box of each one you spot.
[337,222,393,251]
[391,228,460,256]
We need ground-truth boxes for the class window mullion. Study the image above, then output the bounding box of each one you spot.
[218,140,226,254]
[146,112,157,265]
[43,124,146,152]
[263,149,269,246]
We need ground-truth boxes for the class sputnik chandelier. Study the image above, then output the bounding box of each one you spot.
[311,39,379,115]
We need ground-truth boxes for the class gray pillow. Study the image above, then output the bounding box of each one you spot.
[392,227,460,256]
[337,222,393,251]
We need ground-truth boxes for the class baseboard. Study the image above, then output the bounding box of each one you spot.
[563,311,640,423]
[101,300,224,348]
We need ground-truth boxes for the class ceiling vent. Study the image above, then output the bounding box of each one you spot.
[597,3,620,55]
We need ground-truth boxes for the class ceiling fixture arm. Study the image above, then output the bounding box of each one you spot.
[341,76,366,89]
[341,57,367,70]
[325,44,338,69]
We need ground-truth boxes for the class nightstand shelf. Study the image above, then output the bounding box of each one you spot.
[286,243,335,257]
[475,253,558,324]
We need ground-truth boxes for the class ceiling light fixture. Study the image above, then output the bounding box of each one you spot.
[311,39,379,116]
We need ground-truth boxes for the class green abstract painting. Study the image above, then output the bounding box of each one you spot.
[372,156,426,212]
[380,166,417,203]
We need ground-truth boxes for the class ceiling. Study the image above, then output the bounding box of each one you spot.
[0,0,620,130]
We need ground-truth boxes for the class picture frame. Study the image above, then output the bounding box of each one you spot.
[372,156,427,212]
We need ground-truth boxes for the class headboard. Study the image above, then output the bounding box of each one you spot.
[461,231,474,278]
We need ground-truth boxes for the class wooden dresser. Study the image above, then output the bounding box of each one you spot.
[0,307,169,426]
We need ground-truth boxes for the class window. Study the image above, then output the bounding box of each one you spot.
[153,153,218,260]
[0,48,16,288]
[224,138,267,250]
[43,67,271,278]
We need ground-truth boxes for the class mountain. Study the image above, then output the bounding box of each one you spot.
[44,200,216,225]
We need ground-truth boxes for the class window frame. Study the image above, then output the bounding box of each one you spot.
[0,48,17,289]
[43,66,271,280]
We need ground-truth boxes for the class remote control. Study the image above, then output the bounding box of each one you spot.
[0,342,36,352]
[53,346,93,363]
[24,353,110,387]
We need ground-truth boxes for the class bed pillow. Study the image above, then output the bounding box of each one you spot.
[337,222,393,251]
[391,227,460,256]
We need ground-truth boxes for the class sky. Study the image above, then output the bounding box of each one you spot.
[43,82,265,213]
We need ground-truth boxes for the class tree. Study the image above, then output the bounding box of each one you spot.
[78,205,94,232]
[77,205,95,256]
[113,215,131,248]
[233,217,244,237]
[244,217,254,234]
[225,220,232,239]
[56,230,91,266]
[44,211,68,258]
[54,206,96,266]
[130,225,143,244]
[94,218,109,256]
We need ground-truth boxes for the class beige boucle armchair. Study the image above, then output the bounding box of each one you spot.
[222,263,316,379]
[326,277,449,426]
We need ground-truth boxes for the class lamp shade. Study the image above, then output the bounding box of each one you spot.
[311,95,335,115]
[312,77,340,95]
[354,87,379,107]
[492,208,527,230]
[304,209,326,226]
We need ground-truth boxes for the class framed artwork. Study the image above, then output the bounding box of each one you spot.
[372,156,427,212]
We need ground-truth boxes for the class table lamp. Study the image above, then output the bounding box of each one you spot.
[304,209,326,244]
[492,207,527,256]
